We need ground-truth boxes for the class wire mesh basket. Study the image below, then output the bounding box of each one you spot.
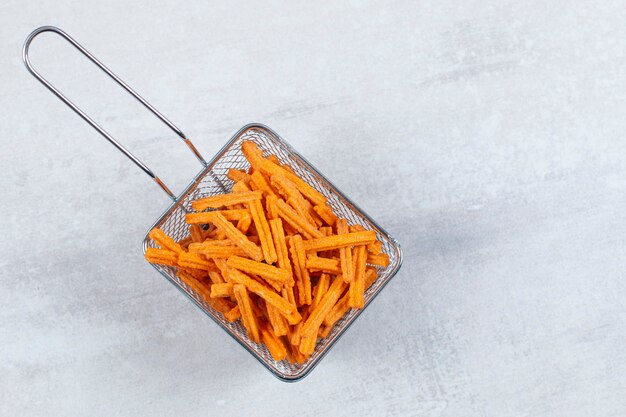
[24,26,403,381]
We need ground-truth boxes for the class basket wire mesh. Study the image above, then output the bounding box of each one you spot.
[144,124,403,381]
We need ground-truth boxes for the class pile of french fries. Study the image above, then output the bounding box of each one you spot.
[145,141,389,363]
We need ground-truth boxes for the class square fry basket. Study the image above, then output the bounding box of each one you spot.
[24,26,403,381]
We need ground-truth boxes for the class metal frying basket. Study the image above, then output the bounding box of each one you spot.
[23,26,403,381]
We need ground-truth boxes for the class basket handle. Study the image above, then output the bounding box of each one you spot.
[22,26,206,202]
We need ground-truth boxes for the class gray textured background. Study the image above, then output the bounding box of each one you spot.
[1,1,625,416]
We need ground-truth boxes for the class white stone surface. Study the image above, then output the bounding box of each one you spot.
[2,1,625,416]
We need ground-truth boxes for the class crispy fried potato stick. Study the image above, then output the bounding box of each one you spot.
[269,218,294,286]
[226,256,289,285]
[145,247,178,267]
[206,211,264,262]
[276,199,323,239]
[313,204,338,226]
[192,191,261,211]
[247,199,277,264]
[233,284,260,343]
[225,268,297,318]
[289,235,312,305]
[302,230,376,252]
[305,256,341,275]
[210,283,234,298]
[348,245,367,308]
[149,229,184,254]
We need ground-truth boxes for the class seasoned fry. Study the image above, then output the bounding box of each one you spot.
[208,270,225,284]
[149,228,184,254]
[226,256,289,285]
[313,204,338,226]
[367,240,382,255]
[227,168,250,183]
[225,268,298,318]
[261,327,287,361]
[192,244,248,258]
[259,158,326,206]
[189,224,204,242]
[210,282,234,298]
[224,305,241,322]
[306,256,341,275]
[367,252,390,267]
[192,191,261,211]
[205,211,264,262]
[289,234,312,306]
[186,209,249,225]
[231,180,251,193]
[250,171,276,198]
[248,199,277,264]
[241,140,265,170]
[178,252,215,271]
[348,245,367,308]
[233,284,260,343]
[302,230,376,252]
[145,247,178,267]
[311,273,330,310]
[276,199,323,239]
[269,218,294,286]
[266,304,289,337]
[336,219,355,282]
[300,275,347,338]
[323,268,378,329]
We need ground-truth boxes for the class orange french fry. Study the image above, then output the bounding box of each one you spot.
[267,154,280,165]
[247,199,277,264]
[261,327,287,361]
[231,180,251,193]
[145,247,178,267]
[149,228,184,254]
[241,140,265,170]
[367,240,383,255]
[186,209,249,225]
[348,245,367,308]
[367,252,390,267]
[287,344,309,364]
[178,236,193,250]
[300,275,347,338]
[276,199,323,239]
[190,244,248,258]
[266,304,289,337]
[311,273,330,310]
[289,235,312,306]
[208,270,225,284]
[226,255,289,285]
[179,267,208,281]
[236,212,252,234]
[306,255,342,275]
[282,285,296,308]
[224,268,297,318]
[188,240,236,251]
[298,332,317,355]
[224,304,241,322]
[178,252,215,271]
[323,268,377,328]
[233,284,260,343]
[265,194,279,220]
[189,224,204,242]
[177,270,211,299]
[227,168,250,183]
[250,171,276,198]
[259,158,326,206]
[191,191,261,211]
[210,282,234,298]
[313,204,338,226]
[206,211,263,262]
[302,230,376,252]
[271,173,320,227]
[269,218,294,286]
[336,219,355,282]
[318,324,332,339]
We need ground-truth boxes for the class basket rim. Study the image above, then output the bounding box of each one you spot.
[142,123,403,381]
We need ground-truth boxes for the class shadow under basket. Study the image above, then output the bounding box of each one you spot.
[144,124,403,381]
